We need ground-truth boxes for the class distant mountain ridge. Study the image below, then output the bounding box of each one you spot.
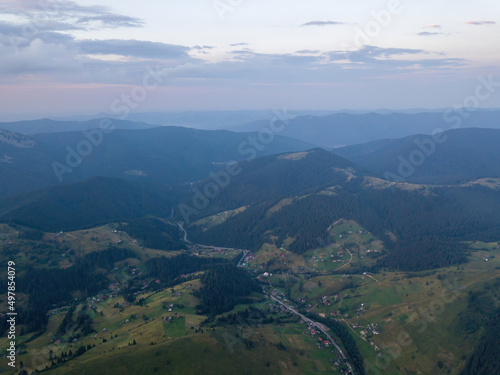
[334,128,500,184]
[233,110,500,147]
[0,124,314,199]
[0,118,157,135]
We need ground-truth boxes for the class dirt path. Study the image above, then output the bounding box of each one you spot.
[334,247,353,271]
[327,218,343,231]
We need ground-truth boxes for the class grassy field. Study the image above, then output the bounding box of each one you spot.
[10,305,346,375]
[278,241,500,375]
[191,207,248,232]
[1,221,499,375]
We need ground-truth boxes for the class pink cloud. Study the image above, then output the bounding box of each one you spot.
[466,21,496,25]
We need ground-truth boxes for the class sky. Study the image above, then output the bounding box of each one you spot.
[0,0,499,120]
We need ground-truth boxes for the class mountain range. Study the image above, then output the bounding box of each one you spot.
[233,110,500,148]
[0,125,312,199]
[1,114,499,375]
[334,128,500,184]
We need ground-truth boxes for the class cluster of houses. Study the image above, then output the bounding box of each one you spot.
[303,321,351,371]
[267,301,292,314]
[310,249,346,265]
[356,303,366,317]
[321,296,332,306]
[87,293,117,304]
[369,340,381,352]
[266,293,295,313]
[266,290,372,373]
[129,267,141,276]
[307,325,331,348]
[359,322,380,340]
[366,323,380,335]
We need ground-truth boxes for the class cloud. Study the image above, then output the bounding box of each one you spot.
[424,24,442,29]
[0,38,82,76]
[418,31,444,36]
[0,0,143,31]
[295,49,320,54]
[3,38,466,86]
[0,32,197,83]
[325,45,466,72]
[77,39,191,59]
[230,43,248,47]
[193,45,466,85]
[76,14,144,28]
[301,20,345,27]
[346,45,427,60]
[466,21,496,25]
[192,45,214,50]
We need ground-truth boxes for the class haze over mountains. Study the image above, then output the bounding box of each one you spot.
[3,0,500,372]
[2,122,500,255]
[334,128,500,184]
[0,125,312,198]
[1,110,500,375]
[2,111,500,199]
[0,118,157,135]
[232,110,500,148]
[3,110,500,143]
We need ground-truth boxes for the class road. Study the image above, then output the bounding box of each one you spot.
[176,218,353,372]
[176,220,249,266]
[177,221,190,243]
[269,295,354,375]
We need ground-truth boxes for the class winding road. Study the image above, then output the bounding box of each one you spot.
[176,218,354,373]
[176,220,249,266]
[269,294,354,374]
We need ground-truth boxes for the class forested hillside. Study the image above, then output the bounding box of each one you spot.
[0,125,313,199]
[118,218,186,250]
[335,128,500,184]
[179,148,361,221]
[0,177,176,231]
[189,180,500,271]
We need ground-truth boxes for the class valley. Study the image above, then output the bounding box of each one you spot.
[1,211,498,374]
[0,124,499,375]
[2,1,500,373]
